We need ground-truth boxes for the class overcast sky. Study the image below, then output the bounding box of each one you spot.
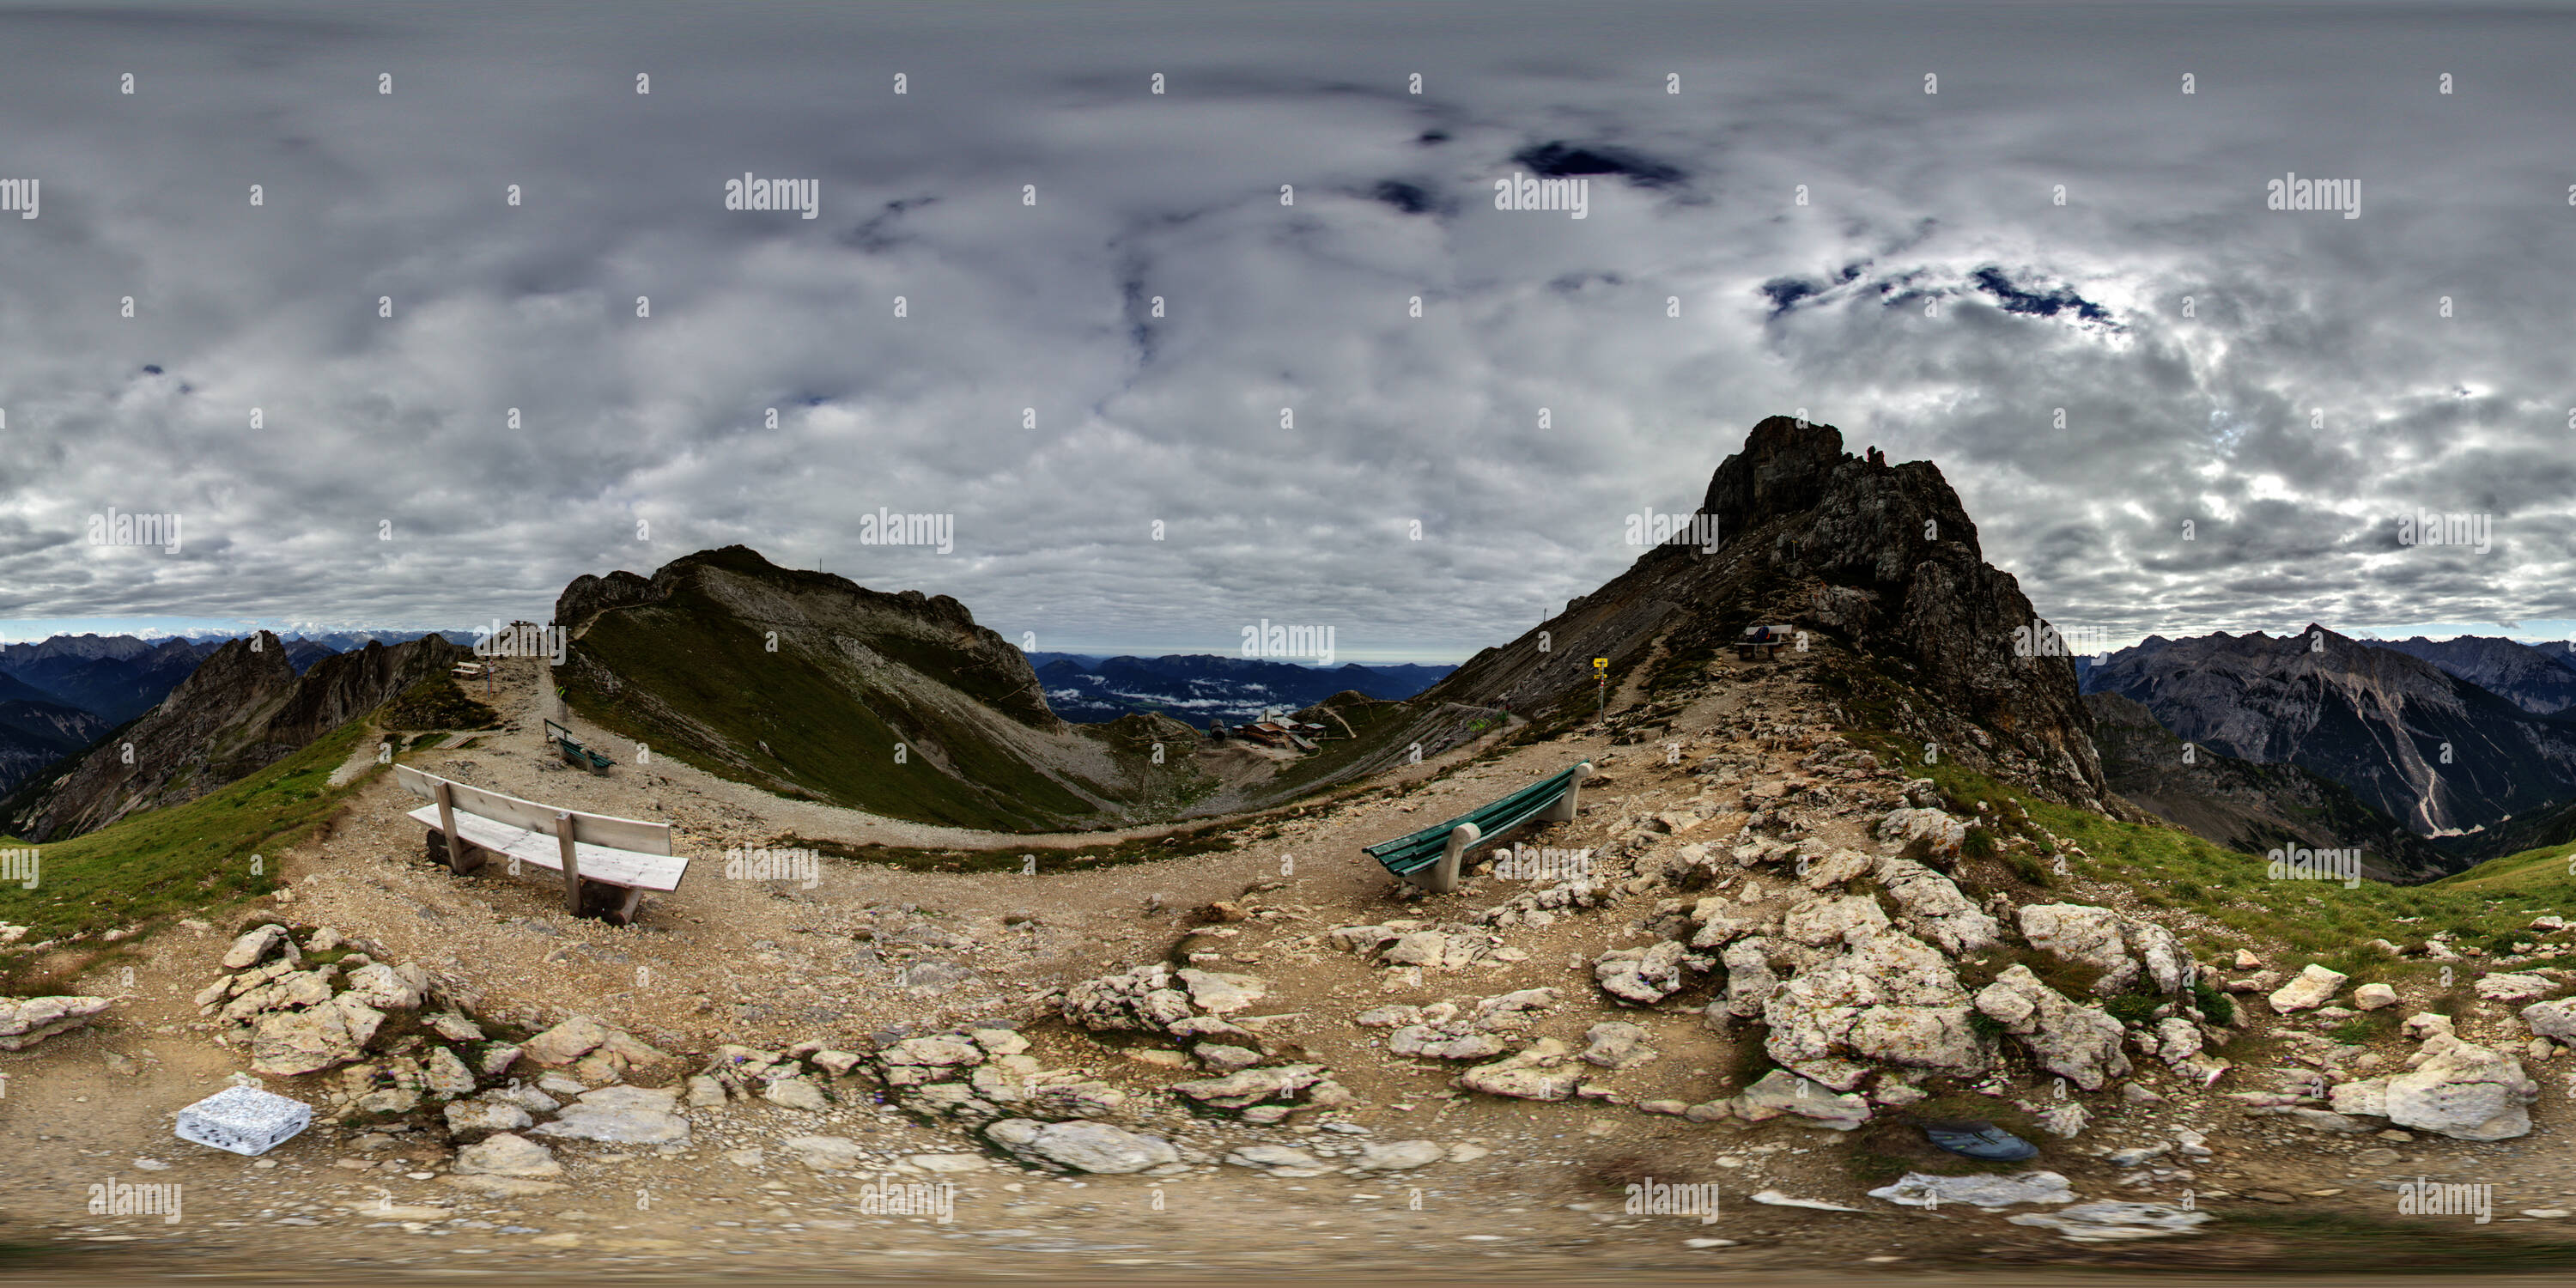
[2,1,2571,662]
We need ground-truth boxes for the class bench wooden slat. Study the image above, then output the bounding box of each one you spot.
[1365,765,1585,875]
[394,764,668,854]
[403,804,689,890]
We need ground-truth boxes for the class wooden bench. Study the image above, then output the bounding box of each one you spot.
[393,764,686,924]
[544,719,613,773]
[1736,624,1793,660]
[1362,761,1592,894]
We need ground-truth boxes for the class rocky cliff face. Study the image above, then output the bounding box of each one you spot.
[2369,636,2576,717]
[2,631,465,841]
[1425,416,2109,808]
[2086,627,2576,836]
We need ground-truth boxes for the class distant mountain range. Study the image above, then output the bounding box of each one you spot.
[0,629,465,799]
[1,631,470,841]
[2083,692,2455,883]
[2081,627,2576,855]
[1026,653,1455,725]
[2367,635,2576,716]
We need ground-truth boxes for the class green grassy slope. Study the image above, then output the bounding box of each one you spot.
[0,720,378,987]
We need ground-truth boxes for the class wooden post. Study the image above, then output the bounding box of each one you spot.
[555,811,583,914]
[433,780,476,875]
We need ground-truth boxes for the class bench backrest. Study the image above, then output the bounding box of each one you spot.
[1365,762,1585,872]
[393,763,671,855]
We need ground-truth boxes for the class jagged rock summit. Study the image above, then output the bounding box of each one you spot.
[1429,416,2109,808]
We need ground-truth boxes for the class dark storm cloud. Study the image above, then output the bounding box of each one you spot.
[0,1,2570,658]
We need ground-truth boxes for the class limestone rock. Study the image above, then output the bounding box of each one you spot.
[2269,964,2349,1014]
[424,1046,478,1097]
[1765,928,1986,1091]
[1457,1038,1586,1101]
[1876,808,1965,861]
[1177,969,1267,1014]
[444,1099,533,1142]
[2476,973,2559,1002]
[2019,904,2190,996]
[778,1135,866,1170]
[521,1015,611,1066]
[341,963,424,1012]
[1580,1022,1658,1070]
[984,1118,1179,1174]
[762,1077,829,1111]
[530,1084,690,1145]
[2354,983,2400,1012]
[221,925,292,969]
[1168,1064,1321,1109]
[453,1133,562,1178]
[1388,1024,1507,1061]
[1780,894,1890,947]
[0,995,111,1051]
[2522,999,2576,1043]
[1354,1139,1443,1170]
[1974,964,2130,1091]
[2384,1036,2537,1141]
[1730,1069,1869,1130]
[1873,856,2002,955]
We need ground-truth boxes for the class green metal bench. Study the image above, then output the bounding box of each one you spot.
[1363,761,1592,893]
[545,719,613,774]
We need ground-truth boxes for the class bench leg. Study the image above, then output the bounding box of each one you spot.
[1540,762,1593,824]
[1413,822,1479,895]
[605,885,647,926]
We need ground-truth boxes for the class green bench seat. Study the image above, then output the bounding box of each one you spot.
[1363,761,1592,893]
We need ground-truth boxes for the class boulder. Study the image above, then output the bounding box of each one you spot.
[984,1119,1179,1174]
[1226,1144,1324,1170]
[762,1077,829,1111]
[1780,894,1891,947]
[1194,1043,1266,1072]
[1765,928,1986,1091]
[341,963,423,1012]
[1579,1021,1658,1071]
[453,1133,562,1178]
[2354,983,2400,1012]
[2329,1078,2388,1118]
[221,925,292,969]
[2018,904,2189,995]
[2476,973,2559,1002]
[1873,856,2002,955]
[2523,999,2576,1043]
[1974,964,2130,1091]
[1457,1038,1586,1101]
[521,1015,612,1066]
[423,1046,478,1097]
[1876,808,1965,861]
[1730,1069,1869,1129]
[2383,1036,2537,1141]
[249,1005,362,1076]
[1388,1025,1507,1061]
[779,1135,866,1170]
[444,1099,533,1142]
[1176,969,1266,1014]
[2269,964,2348,1014]
[1168,1065,1322,1109]
[0,995,111,1051]
[1595,940,1697,1004]
[529,1084,690,1145]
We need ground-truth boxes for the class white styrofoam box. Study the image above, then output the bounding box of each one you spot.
[174,1084,313,1156]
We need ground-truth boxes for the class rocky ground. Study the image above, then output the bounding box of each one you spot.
[9,647,2576,1281]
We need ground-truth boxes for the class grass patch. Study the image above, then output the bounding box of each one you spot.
[0,720,380,987]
